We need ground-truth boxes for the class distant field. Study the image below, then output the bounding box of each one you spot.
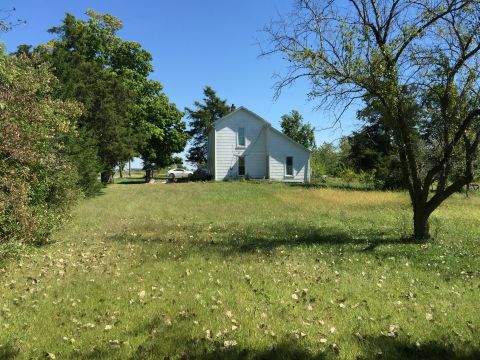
[1,182,479,359]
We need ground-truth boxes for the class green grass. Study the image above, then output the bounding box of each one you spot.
[1,182,479,359]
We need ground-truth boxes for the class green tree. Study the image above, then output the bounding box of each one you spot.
[137,81,189,181]
[311,143,341,177]
[42,10,189,185]
[44,11,152,183]
[64,127,103,196]
[280,110,316,150]
[0,52,81,244]
[186,86,231,167]
[264,0,480,239]
[346,97,404,189]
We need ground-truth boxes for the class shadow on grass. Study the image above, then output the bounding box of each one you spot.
[218,226,418,255]
[286,181,377,192]
[132,341,330,360]
[357,335,480,360]
[108,220,417,258]
[62,332,480,359]
[125,315,332,360]
[115,177,170,185]
[115,179,147,185]
[0,343,19,359]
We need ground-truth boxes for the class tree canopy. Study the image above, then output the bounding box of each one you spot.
[137,80,189,180]
[280,110,316,150]
[264,0,480,239]
[40,10,188,183]
[186,86,231,167]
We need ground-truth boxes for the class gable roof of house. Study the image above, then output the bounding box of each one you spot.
[214,106,312,153]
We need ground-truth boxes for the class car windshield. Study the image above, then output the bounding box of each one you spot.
[175,168,183,171]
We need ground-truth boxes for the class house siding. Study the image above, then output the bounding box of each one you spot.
[212,108,310,183]
[214,111,267,180]
[268,129,310,182]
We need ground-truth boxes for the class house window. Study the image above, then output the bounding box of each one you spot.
[238,127,245,147]
[286,156,293,176]
[238,156,245,176]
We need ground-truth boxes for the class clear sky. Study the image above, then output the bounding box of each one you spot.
[1,0,359,168]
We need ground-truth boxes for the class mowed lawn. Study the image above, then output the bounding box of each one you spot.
[1,182,479,359]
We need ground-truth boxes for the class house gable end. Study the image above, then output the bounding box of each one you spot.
[214,106,311,155]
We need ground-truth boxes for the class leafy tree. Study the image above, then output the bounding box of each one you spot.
[42,10,188,185]
[44,11,152,183]
[13,44,33,58]
[263,0,480,240]
[311,142,346,177]
[346,123,404,189]
[186,86,231,167]
[280,110,316,150]
[346,98,404,189]
[64,127,103,196]
[0,52,81,244]
[137,81,189,181]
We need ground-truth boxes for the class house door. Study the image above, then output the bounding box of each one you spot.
[238,156,245,176]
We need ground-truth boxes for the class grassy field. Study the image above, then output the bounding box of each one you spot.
[1,182,479,359]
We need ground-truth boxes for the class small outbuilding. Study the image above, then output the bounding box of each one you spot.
[207,106,311,182]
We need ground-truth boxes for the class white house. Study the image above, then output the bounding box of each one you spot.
[207,106,311,182]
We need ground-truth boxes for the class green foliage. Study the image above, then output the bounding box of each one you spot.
[339,167,357,185]
[64,127,104,196]
[42,10,188,183]
[136,81,189,171]
[0,53,81,245]
[280,110,316,150]
[43,11,154,181]
[311,141,349,177]
[1,9,187,247]
[186,86,231,166]
[347,103,405,190]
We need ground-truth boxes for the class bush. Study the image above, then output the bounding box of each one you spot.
[340,168,357,186]
[0,54,82,245]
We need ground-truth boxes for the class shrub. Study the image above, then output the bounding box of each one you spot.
[0,53,81,245]
[340,168,357,186]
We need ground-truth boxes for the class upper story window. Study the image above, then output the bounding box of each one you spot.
[286,156,293,176]
[238,127,246,147]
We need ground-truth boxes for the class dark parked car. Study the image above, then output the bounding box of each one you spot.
[191,168,213,181]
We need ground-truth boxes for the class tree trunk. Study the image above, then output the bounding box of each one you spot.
[413,206,430,240]
[128,160,131,177]
[101,171,113,184]
[145,169,154,183]
[119,166,123,178]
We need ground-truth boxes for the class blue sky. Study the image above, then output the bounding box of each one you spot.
[1,0,360,167]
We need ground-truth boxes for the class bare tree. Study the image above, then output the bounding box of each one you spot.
[262,0,480,240]
[0,8,26,32]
